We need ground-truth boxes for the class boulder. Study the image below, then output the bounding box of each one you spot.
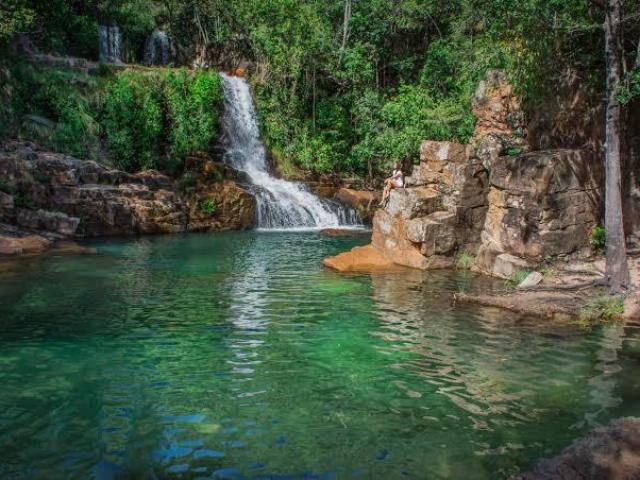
[322,244,399,272]
[513,417,640,480]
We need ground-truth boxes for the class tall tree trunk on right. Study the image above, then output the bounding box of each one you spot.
[604,0,629,293]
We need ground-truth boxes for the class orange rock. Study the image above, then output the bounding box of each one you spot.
[322,244,400,272]
[0,234,52,255]
[234,67,245,77]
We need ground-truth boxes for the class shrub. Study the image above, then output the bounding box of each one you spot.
[589,225,606,253]
[456,252,475,270]
[102,71,163,171]
[165,70,223,161]
[579,296,624,327]
[200,198,217,216]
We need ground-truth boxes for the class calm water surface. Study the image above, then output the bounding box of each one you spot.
[0,232,639,480]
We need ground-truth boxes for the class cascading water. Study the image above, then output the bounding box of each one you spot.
[220,73,361,230]
[144,30,174,66]
[98,25,123,64]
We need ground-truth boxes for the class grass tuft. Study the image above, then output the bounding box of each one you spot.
[579,295,624,327]
[455,251,475,270]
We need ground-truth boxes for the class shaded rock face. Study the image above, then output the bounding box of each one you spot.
[513,417,640,480]
[475,149,602,276]
[0,142,256,252]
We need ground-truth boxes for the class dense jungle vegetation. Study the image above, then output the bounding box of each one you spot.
[1,0,639,177]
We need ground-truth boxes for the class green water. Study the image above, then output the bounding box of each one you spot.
[1,232,639,480]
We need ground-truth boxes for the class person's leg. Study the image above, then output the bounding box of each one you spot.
[379,180,390,206]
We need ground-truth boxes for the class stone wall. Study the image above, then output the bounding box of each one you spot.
[0,142,256,249]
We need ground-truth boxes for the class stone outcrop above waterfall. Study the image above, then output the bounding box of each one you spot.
[0,142,255,255]
[324,70,609,277]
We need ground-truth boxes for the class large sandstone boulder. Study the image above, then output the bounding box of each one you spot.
[323,244,398,272]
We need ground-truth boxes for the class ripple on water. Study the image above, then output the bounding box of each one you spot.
[0,232,639,479]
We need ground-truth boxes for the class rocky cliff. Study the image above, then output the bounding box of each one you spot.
[0,142,255,254]
[325,70,626,278]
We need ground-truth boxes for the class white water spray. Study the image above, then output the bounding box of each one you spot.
[220,73,361,230]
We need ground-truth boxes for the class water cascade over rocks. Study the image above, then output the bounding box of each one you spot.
[144,30,174,66]
[220,73,361,230]
[98,25,123,64]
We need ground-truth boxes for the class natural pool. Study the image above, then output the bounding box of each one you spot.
[0,232,639,480]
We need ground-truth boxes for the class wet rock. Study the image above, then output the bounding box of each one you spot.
[335,188,378,222]
[187,181,255,232]
[513,417,640,480]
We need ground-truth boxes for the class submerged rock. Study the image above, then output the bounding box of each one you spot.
[513,417,640,480]
[323,244,400,272]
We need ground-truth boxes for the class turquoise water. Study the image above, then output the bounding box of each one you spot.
[0,232,639,480]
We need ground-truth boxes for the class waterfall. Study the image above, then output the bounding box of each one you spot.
[98,25,123,64]
[220,73,361,230]
[144,30,174,66]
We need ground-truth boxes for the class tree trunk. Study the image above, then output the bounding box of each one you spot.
[604,0,629,292]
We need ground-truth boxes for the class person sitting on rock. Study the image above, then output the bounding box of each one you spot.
[379,163,404,207]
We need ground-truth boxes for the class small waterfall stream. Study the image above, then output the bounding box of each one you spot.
[220,73,361,230]
[98,25,123,64]
[144,30,174,66]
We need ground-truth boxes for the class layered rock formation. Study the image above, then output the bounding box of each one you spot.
[325,70,610,277]
[0,142,256,254]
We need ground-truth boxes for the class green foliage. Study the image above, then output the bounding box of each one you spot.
[456,252,475,270]
[0,0,34,44]
[3,63,101,157]
[102,71,163,171]
[506,147,523,156]
[579,295,624,327]
[199,198,217,216]
[102,69,223,172]
[589,225,606,253]
[618,70,640,105]
[166,70,224,159]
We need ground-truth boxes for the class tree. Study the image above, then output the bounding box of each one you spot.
[603,0,629,292]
